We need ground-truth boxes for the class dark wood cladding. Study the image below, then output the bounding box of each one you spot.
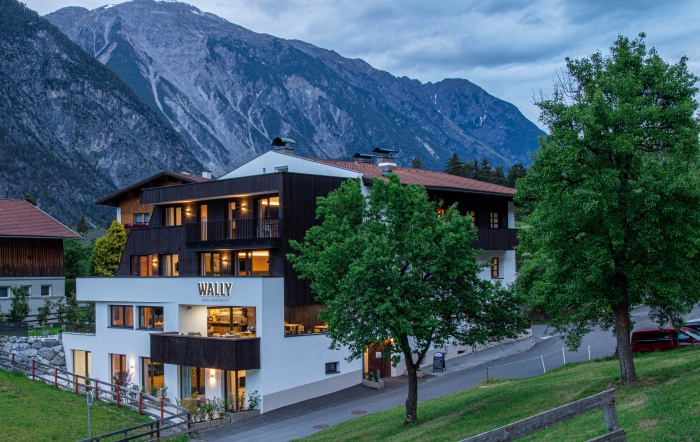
[0,238,64,277]
[279,173,348,307]
[150,333,261,371]
[473,228,518,250]
[141,174,283,204]
[116,226,187,276]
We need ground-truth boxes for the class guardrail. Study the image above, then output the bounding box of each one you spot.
[460,389,626,442]
[0,355,192,440]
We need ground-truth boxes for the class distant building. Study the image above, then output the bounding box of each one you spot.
[0,199,81,317]
[63,144,517,413]
[96,171,211,232]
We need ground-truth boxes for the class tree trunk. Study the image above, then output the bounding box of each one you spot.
[612,302,637,383]
[403,349,418,424]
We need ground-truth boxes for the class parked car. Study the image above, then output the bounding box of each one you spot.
[683,318,700,333]
[630,327,700,353]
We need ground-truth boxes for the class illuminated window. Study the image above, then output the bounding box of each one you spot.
[237,251,269,276]
[110,305,134,328]
[467,210,476,226]
[201,252,222,276]
[139,306,164,330]
[160,254,179,276]
[490,257,500,279]
[131,255,156,276]
[165,206,182,226]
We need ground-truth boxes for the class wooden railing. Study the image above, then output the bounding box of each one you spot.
[0,355,192,440]
[460,389,626,442]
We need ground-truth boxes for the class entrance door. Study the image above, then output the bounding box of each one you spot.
[224,370,247,411]
[366,340,392,378]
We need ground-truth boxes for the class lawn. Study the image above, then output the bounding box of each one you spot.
[301,348,700,441]
[0,370,153,441]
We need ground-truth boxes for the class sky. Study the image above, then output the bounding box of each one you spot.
[23,0,700,129]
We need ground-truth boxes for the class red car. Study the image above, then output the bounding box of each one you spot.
[630,327,700,353]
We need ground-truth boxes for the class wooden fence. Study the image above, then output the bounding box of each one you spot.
[460,389,626,442]
[0,355,192,441]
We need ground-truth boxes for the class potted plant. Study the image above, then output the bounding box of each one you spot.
[362,372,384,390]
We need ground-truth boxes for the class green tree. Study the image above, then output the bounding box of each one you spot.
[90,221,127,276]
[491,165,507,186]
[506,163,527,188]
[463,158,479,179]
[516,34,700,384]
[444,153,463,176]
[410,155,423,169]
[476,157,493,182]
[23,193,37,206]
[64,238,92,279]
[288,176,524,423]
[37,299,54,327]
[7,286,30,322]
[75,215,90,235]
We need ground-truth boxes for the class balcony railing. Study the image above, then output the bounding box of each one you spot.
[473,228,518,250]
[150,332,260,371]
[186,218,281,249]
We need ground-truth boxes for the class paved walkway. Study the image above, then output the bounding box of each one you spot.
[197,335,535,442]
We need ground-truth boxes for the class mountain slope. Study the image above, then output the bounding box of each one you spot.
[47,0,544,173]
[0,0,203,226]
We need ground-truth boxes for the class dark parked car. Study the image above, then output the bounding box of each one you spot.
[630,327,700,353]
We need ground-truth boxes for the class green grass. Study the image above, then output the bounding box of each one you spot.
[0,370,153,441]
[301,348,700,442]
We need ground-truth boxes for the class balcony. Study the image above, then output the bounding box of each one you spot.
[472,228,518,250]
[186,218,281,249]
[150,332,260,371]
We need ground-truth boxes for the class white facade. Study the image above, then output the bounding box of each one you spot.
[0,276,66,318]
[64,277,362,412]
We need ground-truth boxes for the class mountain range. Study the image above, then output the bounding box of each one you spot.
[0,0,544,226]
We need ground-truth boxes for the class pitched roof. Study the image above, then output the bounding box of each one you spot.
[0,199,81,238]
[96,170,212,206]
[302,157,516,196]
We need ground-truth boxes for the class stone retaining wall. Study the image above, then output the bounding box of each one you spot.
[0,335,66,369]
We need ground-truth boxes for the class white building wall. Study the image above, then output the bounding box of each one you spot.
[221,151,362,180]
[0,277,66,318]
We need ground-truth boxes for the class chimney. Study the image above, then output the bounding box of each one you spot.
[372,147,398,174]
[202,170,212,179]
[270,136,298,155]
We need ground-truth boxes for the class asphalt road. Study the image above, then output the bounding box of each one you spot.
[201,305,700,442]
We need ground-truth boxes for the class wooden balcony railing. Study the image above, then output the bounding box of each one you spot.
[185,218,281,249]
[150,332,261,371]
[472,228,518,250]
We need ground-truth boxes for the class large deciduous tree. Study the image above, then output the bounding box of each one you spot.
[90,220,127,276]
[516,34,700,383]
[288,175,524,424]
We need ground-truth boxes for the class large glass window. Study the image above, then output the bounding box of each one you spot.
[200,204,208,240]
[110,305,134,328]
[237,251,269,276]
[139,306,164,330]
[165,206,182,226]
[111,354,128,385]
[160,254,179,276]
[200,252,221,276]
[256,196,279,237]
[225,370,247,411]
[207,307,256,337]
[73,350,91,379]
[142,357,164,395]
[181,366,205,400]
[131,255,155,276]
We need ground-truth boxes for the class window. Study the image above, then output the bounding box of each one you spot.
[200,205,208,240]
[200,252,222,276]
[73,350,91,379]
[142,357,164,394]
[134,213,151,224]
[139,306,164,330]
[275,166,288,172]
[41,285,52,297]
[160,254,179,276]
[111,354,128,385]
[237,251,269,276]
[165,206,182,226]
[489,212,500,228]
[20,285,32,296]
[325,362,340,374]
[490,257,500,279]
[436,207,447,218]
[131,255,156,276]
[0,287,9,298]
[110,305,134,327]
[467,210,476,227]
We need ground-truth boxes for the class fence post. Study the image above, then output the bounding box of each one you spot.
[138,392,143,415]
[602,402,621,432]
[54,368,58,388]
[156,419,160,439]
[11,353,15,371]
[588,345,591,361]
[160,399,164,419]
[32,360,35,380]
[486,365,489,382]
[540,355,546,374]
[188,413,192,430]
[75,375,79,394]
[562,347,566,365]
[95,380,99,398]
[116,386,121,408]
